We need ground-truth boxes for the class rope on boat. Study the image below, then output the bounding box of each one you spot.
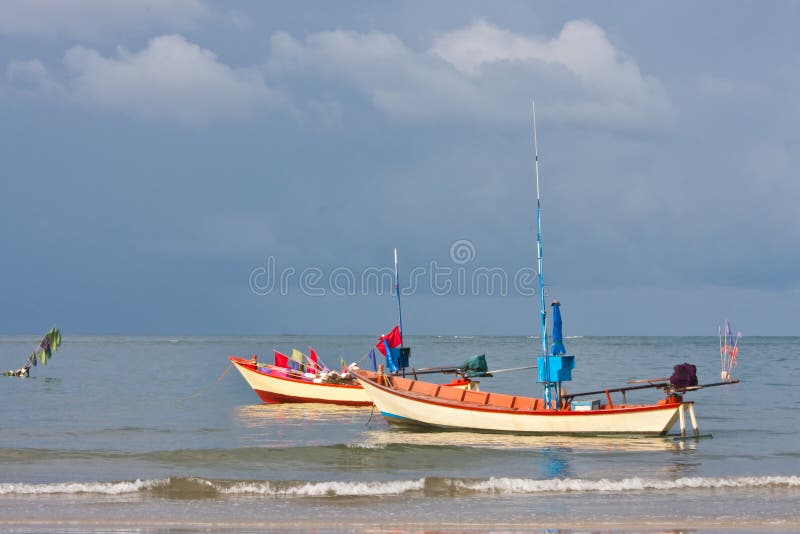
[366,404,376,427]
[352,349,372,368]
[177,363,235,403]
[217,362,234,381]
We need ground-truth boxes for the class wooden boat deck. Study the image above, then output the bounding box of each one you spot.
[387,375,546,410]
[381,373,665,412]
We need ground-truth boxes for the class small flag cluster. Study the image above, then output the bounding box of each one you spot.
[273,348,323,373]
[267,325,404,375]
[719,319,742,379]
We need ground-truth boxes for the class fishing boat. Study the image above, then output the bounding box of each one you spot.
[230,321,411,406]
[229,249,410,405]
[229,354,373,406]
[229,347,489,406]
[353,102,739,435]
[230,250,485,405]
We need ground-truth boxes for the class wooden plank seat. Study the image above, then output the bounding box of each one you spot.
[430,385,544,411]
[485,392,517,409]
[409,380,441,397]
[437,385,466,402]
[463,390,490,405]
[390,376,414,391]
[511,396,540,411]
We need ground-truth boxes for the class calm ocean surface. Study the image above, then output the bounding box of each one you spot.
[1,334,798,532]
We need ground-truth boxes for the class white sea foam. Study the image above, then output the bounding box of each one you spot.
[221,478,425,496]
[454,475,800,494]
[3,476,798,497]
[345,442,388,450]
[0,479,164,495]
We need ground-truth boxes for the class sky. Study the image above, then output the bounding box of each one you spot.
[1,1,798,336]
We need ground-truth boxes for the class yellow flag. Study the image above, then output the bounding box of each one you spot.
[290,349,305,363]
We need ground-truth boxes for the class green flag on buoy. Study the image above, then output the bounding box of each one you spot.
[4,328,62,377]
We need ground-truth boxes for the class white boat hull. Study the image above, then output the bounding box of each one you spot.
[354,371,685,435]
[231,358,372,406]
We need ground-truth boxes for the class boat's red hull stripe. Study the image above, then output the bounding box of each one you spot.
[253,388,372,406]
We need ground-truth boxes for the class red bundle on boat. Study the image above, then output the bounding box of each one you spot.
[375,325,402,355]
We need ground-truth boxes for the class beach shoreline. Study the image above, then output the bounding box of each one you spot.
[2,518,800,533]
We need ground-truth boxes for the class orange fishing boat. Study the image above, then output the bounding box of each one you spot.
[354,102,739,435]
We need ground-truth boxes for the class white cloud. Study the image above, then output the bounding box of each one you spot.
[432,19,672,125]
[267,19,672,128]
[0,0,209,41]
[61,35,282,124]
[6,59,62,95]
[268,29,486,122]
[6,18,669,128]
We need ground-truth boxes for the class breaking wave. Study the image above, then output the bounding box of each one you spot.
[221,479,425,496]
[0,479,162,495]
[452,475,800,493]
[345,441,388,450]
[2,475,799,498]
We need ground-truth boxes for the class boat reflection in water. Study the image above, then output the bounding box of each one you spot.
[233,403,370,427]
[360,428,700,479]
[358,428,696,454]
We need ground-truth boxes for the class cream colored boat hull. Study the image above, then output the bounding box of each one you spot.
[355,372,685,435]
[231,358,372,406]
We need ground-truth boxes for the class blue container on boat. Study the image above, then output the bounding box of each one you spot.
[397,347,410,369]
[537,355,575,383]
[571,399,600,411]
[388,347,410,369]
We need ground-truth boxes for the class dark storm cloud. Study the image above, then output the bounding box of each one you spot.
[1,1,797,335]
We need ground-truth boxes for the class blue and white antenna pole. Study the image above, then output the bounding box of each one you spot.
[532,100,552,408]
[394,247,404,344]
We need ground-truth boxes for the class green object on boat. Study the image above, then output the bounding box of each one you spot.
[461,354,492,378]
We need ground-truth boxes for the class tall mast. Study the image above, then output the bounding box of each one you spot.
[394,247,404,344]
[532,100,552,407]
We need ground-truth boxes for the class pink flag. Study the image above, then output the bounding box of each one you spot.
[308,347,319,370]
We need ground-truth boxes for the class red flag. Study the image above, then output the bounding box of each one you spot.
[376,325,402,355]
[308,347,319,370]
[274,350,289,368]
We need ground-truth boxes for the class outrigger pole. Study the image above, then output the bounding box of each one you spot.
[532,100,552,408]
[412,364,536,376]
[563,378,740,406]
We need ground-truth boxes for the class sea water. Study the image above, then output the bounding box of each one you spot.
[1,335,798,532]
